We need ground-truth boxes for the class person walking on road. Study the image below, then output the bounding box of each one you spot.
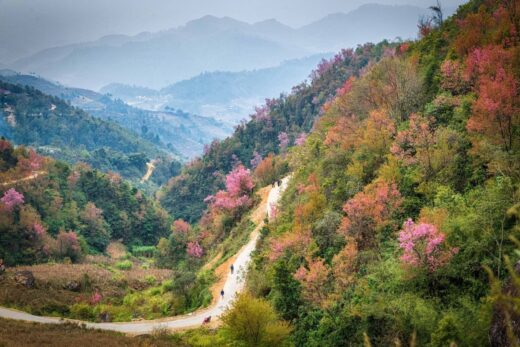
[220,289,225,299]
[230,264,234,274]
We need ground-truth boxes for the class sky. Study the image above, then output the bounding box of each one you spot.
[0,0,467,63]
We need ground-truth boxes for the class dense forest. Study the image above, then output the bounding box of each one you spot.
[0,81,173,181]
[0,139,170,265]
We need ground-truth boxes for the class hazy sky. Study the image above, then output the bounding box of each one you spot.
[0,0,466,63]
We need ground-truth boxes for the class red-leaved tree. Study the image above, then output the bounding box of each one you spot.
[340,180,402,249]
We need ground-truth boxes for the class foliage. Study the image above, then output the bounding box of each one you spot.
[220,293,292,347]
[243,1,520,345]
[0,141,170,265]
[159,41,395,222]
[0,81,175,182]
[398,218,458,272]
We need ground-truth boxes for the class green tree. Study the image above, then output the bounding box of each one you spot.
[221,293,292,347]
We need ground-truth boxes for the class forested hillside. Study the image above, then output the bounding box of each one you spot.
[238,0,520,345]
[0,81,168,180]
[0,72,230,159]
[0,139,170,265]
[159,41,395,222]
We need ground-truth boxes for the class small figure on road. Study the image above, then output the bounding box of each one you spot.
[203,316,211,324]
[230,264,234,274]
[220,289,225,299]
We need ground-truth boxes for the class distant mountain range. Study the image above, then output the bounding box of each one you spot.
[6,4,439,90]
[0,70,232,158]
[100,54,330,124]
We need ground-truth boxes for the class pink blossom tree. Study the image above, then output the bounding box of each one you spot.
[340,181,402,249]
[90,291,103,305]
[294,257,330,307]
[207,165,255,216]
[33,223,45,237]
[18,149,44,172]
[295,133,307,146]
[225,164,254,197]
[252,105,271,122]
[398,219,458,272]
[172,219,190,234]
[1,188,24,211]
[187,241,203,258]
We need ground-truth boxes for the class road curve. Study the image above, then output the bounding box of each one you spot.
[0,176,291,334]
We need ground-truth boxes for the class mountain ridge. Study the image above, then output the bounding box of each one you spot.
[7,4,431,89]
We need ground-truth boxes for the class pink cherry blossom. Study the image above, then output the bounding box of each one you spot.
[1,188,24,211]
[398,219,458,272]
[187,241,203,258]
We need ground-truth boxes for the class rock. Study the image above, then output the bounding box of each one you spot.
[64,280,81,292]
[14,271,35,288]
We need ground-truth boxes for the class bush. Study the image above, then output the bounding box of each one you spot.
[115,260,133,270]
[70,303,96,321]
[145,275,157,285]
[221,293,292,347]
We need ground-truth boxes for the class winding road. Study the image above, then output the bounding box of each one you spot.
[1,171,46,186]
[0,176,291,334]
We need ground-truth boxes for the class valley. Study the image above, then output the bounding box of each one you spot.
[0,0,519,346]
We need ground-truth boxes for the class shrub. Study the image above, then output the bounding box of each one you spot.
[70,303,96,321]
[115,260,133,271]
[145,275,157,285]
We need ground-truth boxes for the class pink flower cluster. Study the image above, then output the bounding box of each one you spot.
[225,165,254,197]
[90,291,103,305]
[33,223,45,236]
[1,188,24,211]
[398,219,458,272]
[207,164,254,212]
[295,133,307,146]
[269,231,311,261]
[252,105,271,122]
[187,241,203,258]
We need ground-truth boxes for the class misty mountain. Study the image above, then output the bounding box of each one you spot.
[101,54,330,124]
[0,70,232,158]
[9,4,431,90]
[298,4,429,51]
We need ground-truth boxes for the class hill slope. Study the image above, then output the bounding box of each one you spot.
[244,0,520,345]
[0,71,231,158]
[0,81,164,179]
[158,41,394,222]
[0,140,170,265]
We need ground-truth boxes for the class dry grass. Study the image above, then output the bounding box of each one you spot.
[0,318,188,347]
[10,263,172,286]
[0,263,173,317]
